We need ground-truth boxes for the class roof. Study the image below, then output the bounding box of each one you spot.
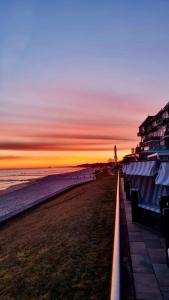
[156,101,169,117]
[138,101,169,128]
[139,116,155,128]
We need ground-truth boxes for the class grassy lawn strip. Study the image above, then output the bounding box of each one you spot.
[0,171,117,300]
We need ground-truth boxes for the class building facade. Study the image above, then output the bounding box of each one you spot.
[138,102,169,151]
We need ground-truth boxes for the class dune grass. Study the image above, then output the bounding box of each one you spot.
[0,171,117,300]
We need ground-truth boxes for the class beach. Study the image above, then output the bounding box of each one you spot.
[0,171,117,300]
[0,167,84,192]
[0,168,95,223]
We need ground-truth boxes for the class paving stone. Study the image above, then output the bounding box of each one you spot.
[126,212,132,220]
[142,230,161,240]
[128,231,143,242]
[133,273,162,299]
[127,222,141,232]
[131,254,153,273]
[153,264,169,287]
[122,179,169,299]
[148,248,166,264]
[125,205,132,211]
[159,238,166,247]
[144,239,163,249]
[130,241,147,255]
[161,287,169,300]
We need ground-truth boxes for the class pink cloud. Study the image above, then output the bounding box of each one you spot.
[1,85,144,155]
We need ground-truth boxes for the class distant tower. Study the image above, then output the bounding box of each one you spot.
[114,145,118,164]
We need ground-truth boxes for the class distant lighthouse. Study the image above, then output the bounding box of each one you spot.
[114,145,118,164]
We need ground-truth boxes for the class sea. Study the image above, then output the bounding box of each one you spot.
[0,167,83,191]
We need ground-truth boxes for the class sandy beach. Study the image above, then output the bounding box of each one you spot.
[0,168,96,223]
[0,171,117,300]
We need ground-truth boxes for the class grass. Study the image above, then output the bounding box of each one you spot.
[0,171,117,300]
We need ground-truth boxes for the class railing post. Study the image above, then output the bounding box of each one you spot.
[110,171,120,300]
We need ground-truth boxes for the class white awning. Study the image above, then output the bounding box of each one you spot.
[155,162,169,186]
[125,161,158,176]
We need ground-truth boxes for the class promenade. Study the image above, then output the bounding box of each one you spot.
[121,178,169,300]
[0,169,95,223]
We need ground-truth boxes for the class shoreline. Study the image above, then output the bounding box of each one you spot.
[0,166,85,196]
[0,171,116,300]
[0,179,37,196]
[0,167,88,197]
[0,168,96,223]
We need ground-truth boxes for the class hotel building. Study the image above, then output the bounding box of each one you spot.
[138,102,169,151]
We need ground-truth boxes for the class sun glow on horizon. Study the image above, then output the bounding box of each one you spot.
[0,149,130,169]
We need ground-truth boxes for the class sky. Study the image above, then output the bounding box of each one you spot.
[1,0,169,168]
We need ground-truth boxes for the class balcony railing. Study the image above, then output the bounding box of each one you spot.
[164,129,169,137]
[143,136,161,143]
[155,116,169,126]
[138,126,158,136]
[163,117,169,125]
[156,118,163,125]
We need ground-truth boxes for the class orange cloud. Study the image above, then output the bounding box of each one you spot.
[0,85,144,167]
[0,141,133,152]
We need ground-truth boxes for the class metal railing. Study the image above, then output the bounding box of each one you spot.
[110,171,121,300]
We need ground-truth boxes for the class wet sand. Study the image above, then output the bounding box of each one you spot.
[0,179,37,196]
[0,171,117,300]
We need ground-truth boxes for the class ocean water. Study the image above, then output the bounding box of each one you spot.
[0,167,83,191]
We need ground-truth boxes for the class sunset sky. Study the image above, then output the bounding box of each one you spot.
[1,1,169,168]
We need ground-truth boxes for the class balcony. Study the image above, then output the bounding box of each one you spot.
[150,124,158,132]
[137,130,145,137]
[156,118,163,125]
[156,116,169,126]
[162,117,169,125]
[164,130,169,148]
[138,117,169,137]
[143,136,161,144]
[164,128,169,137]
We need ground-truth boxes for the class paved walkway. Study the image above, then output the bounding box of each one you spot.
[121,178,169,300]
[0,170,95,223]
